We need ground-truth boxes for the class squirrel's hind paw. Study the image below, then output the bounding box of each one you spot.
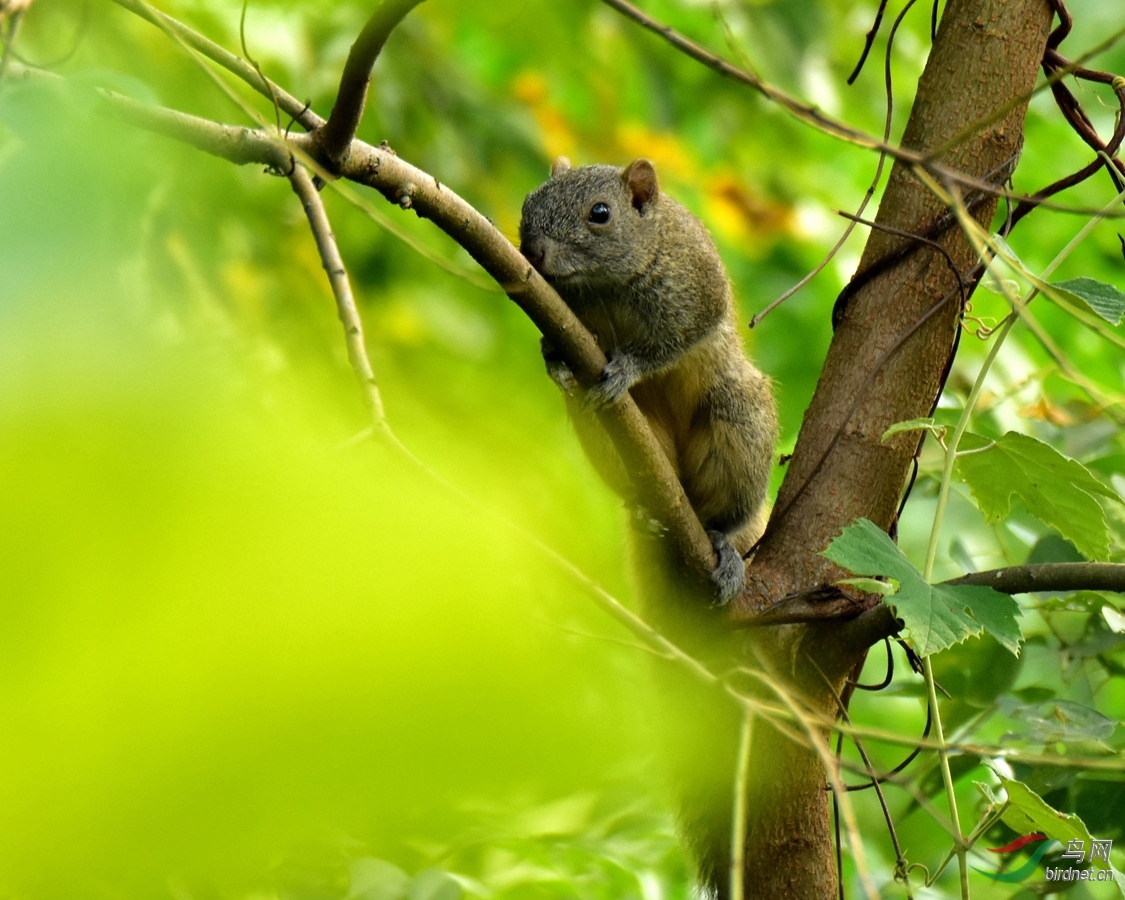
[708,530,746,606]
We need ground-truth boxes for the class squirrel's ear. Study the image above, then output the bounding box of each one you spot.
[551,156,572,177]
[622,158,659,212]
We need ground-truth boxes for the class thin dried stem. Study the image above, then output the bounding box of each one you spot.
[109,0,321,130]
[288,164,387,427]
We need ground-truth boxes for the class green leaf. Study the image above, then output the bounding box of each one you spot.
[998,777,1122,892]
[882,417,943,442]
[999,777,1092,848]
[1052,276,1125,326]
[1008,699,1118,744]
[823,519,1023,657]
[956,432,1118,560]
[834,576,899,596]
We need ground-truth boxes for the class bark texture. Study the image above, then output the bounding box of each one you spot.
[722,1,1053,896]
[739,0,1052,617]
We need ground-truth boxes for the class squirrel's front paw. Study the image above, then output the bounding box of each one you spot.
[708,530,746,606]
[587,354,639,408]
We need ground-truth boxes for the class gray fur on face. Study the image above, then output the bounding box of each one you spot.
[519,163,661,289]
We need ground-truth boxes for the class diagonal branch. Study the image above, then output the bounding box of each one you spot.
[109,0,322,131]
[313,0,425,166]
[106,92,290,166]
[598,0,1125,221]
[31,53,718,593]
[288,163,387,428]
[290,130,716,584]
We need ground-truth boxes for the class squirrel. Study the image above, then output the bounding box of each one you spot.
[519,157,778,604]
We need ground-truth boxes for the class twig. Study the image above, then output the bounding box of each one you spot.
[951,563,1125,595]
[109,0,322,131]
[729,706,754,900]
[315,0,425,166]
[288,164,386,426]
[598,0,1125,220]
[847,0,890,85]
[97,84,292,168]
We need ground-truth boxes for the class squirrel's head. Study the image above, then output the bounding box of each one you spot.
[519,158,662,290]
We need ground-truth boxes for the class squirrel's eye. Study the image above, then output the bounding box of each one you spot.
[588,202,611,225]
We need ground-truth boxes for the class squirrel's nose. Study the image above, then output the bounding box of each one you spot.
[520,235,546,270]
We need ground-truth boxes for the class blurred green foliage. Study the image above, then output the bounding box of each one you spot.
[1,0,1125,897]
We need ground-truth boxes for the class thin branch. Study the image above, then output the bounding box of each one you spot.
[109,0,322,131]
[288,163,387,427]
[315,0,425,165]
[951,563,1125,595]
[736,562,1125,633]
[729,707,754,900]
[597,0,898,156]
[96,81,292,168]
[810,657,915,899]
[287,130,718,586]
[847,0,891,85]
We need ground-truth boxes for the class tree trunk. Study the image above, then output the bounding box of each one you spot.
[706,0,1054,896]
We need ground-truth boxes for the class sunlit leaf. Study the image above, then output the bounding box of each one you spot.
[882,417,944,441]
[996,777,1123,893]
[1052,276,1125,326]
[956,432,1118,560]
[1104,605,1125,634]
[823,519,1023,657]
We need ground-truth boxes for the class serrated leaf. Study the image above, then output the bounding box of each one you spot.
[956,432,1117,560]
[999,777,1092,847]
[882,417,942,441]
[1052,276,1125,326]
[997,777,1121,890]
[823,519,1022,657]
[835,576,899,596]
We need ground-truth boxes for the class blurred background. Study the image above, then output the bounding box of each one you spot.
[1,0,1124,896]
